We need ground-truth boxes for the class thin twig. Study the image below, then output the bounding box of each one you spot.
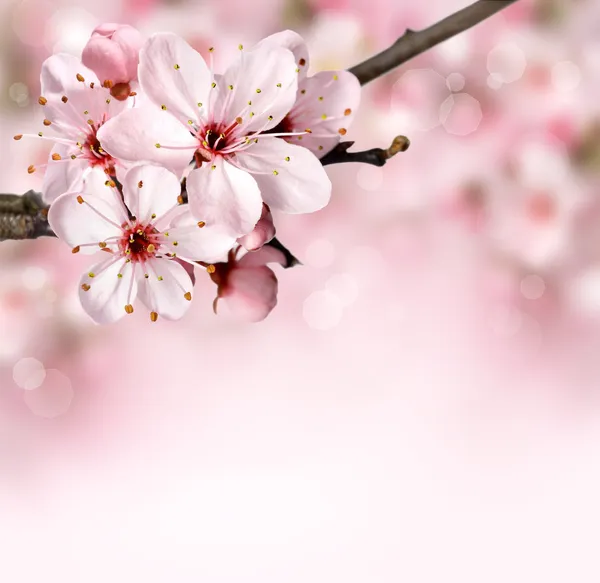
[349,0,520,85]
[321,136,410,167]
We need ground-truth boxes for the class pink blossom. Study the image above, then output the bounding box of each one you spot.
[210,245,287,322]
[82,24,145,100]
[48,165,236,324]
[237,204,276,251]
[15,54,132,204]
[255,31,361,158]
[97,33,332,238]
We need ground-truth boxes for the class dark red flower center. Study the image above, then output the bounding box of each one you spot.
[119,223,160,262]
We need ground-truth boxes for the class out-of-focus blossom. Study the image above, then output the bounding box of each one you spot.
[48,165,236,324]
[210,245,287,322]
[15,54,131,204]
[258,30,361,157]
[98,33,332,237]
[238,204,276,251]
[82,23,145,100]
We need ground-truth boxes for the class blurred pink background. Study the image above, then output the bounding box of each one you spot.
[3,0,600,580]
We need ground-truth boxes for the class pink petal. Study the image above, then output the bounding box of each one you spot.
[138,33,211,126]
[82,36,131,85]
[48,190,124,253]
[235,137,331,214]
[217,45,298,133]
[220,265,278,323]
[238,245,287,268]
[41,54,125,129]
[254,30,310,80]
[185,157,263,237]
[168,210,237,264]
[79,258,137,324]
[286,70,361,157]
[41,144,87,204]
[136,258,194,320]
[111,25,145,80]
[122,164,181,224]
[238,204,276,251]
[97,104,197,177]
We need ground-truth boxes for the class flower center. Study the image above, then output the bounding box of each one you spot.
[83,123,115,172]
[120,223,160,262]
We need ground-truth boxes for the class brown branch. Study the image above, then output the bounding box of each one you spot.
[349,0,521,85]
[321,136,410,167]
[0,191,53,241]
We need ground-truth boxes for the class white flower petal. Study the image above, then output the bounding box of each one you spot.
[286,70,361,157]
[167,210,237,263]
[122,164,181,224]
[218,45,298,133]
[79,258,137,324]
[41,144,87,204]
[41,53,127,132]
[48,191,124,252]
[254,30,310,80]
[139,33,211,125]
[137,258,194,320]
[235,138,331,214]
[97,104,198,177]
[186,158,263,237]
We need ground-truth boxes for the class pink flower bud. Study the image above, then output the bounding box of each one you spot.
[82,23,144,95]
[210,246,287,322]
[237,204,276,251]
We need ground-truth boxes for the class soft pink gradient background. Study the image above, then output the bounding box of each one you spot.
[3,0,600,580]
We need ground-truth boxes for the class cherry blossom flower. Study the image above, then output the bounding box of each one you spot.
[98,33,332,237]
[14,54,133,204]
[82,23,145,101]
[209,245,287,322]
[48,165,236,324]
[256,30,362,157]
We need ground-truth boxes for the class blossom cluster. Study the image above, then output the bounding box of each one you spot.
[16,25,360,324]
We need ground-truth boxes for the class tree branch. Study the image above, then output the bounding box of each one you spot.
[349,0,521,85]
[0,190,53,241]
[320,136,410,167]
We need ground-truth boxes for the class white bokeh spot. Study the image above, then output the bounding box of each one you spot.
[325,274,359,307]
[487,42,527,84]
[23,369,74,418]
[520,275,546,300]
[440,93,483,136]
[13,357,46,390]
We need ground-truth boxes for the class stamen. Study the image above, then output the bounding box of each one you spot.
[206,265,216,274]
[28,165,36,174]
[76,73,85,82]
[14,135,22,141]
[125,304,134,314]
[184,292,192,301]
[150,312,158,322]
[38,96,47,105]
[81,284,91,292]
[344,108,352,116]
[72,246,80,254]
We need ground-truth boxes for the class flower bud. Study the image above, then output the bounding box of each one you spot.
[82,23,144,96]
[237,204,276,251]
[211,246,286,322]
